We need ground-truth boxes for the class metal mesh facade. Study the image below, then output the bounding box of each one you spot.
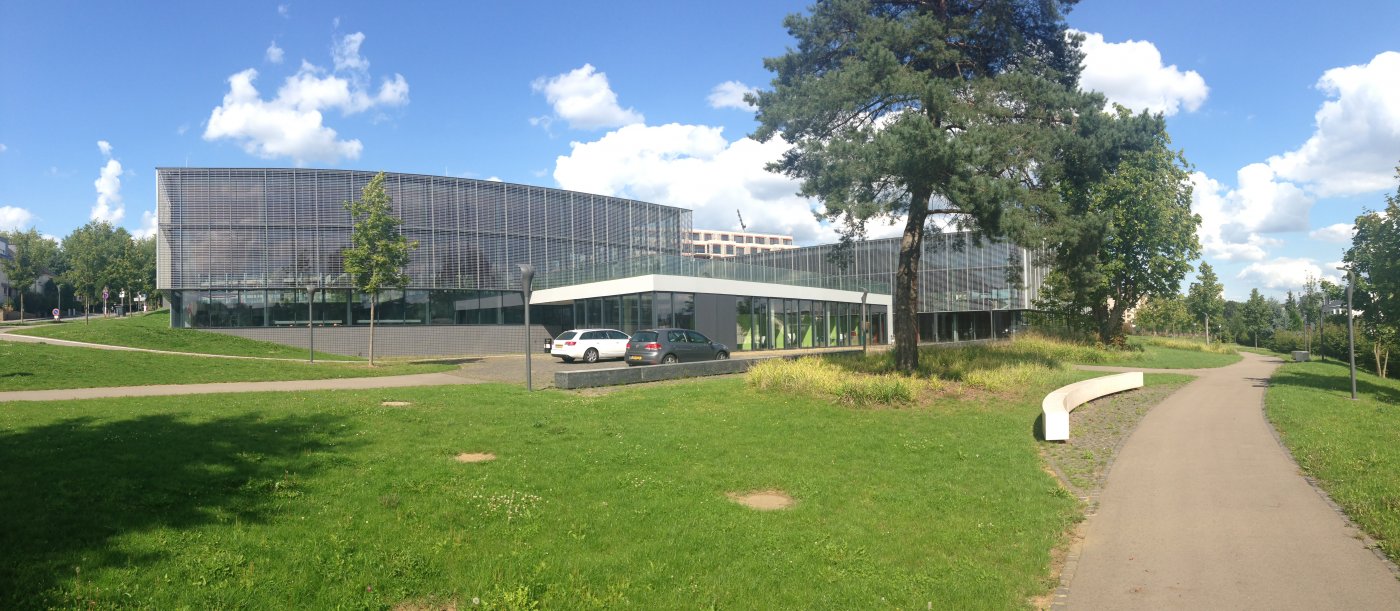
[737,234,1043,313]
[157,168,690,292]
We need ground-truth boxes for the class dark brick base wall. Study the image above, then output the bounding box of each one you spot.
[209,325,554,357]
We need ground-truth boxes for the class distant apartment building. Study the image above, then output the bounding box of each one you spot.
[684,229,797,259]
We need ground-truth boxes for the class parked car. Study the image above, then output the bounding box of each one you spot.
[548,329,630,363]
[624,328,729,366]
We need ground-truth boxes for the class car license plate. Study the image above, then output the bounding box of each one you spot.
[628,355,642,361]
[552,343,560,349]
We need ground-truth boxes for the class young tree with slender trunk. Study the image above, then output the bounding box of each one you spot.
[1186,262,1225,342]
[343,173,417,366]
[752,0,1087,372]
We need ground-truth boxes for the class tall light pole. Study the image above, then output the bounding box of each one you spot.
[518,264,535,392]
[1340,266,1357,400]
[1319,300,1325,362]
[306,281,319,363]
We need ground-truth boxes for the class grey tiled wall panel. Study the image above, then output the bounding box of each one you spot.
[209,325,555,357]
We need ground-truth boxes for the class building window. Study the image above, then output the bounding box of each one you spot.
[784,238,793,245]
[769,237,779,245]
[726,245,735,255]
[711,244,723,254]
[704,233,713,240]
[720,234,730,241]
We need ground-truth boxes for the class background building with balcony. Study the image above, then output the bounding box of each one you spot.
[683,229,797,259]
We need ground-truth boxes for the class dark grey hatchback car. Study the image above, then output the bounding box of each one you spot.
[624,328,729,366]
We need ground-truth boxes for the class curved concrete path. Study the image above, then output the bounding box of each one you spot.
[1063,351,1400,609]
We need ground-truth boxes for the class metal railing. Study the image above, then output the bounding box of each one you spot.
[536,253,891,294]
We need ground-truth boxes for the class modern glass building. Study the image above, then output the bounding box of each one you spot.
[739,235,1044,342]
[156,168,1033,356]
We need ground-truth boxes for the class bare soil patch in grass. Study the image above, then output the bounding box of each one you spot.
[727,489,795,510]
[381,401,412,407]
[454,452,496,463]
[393,597,459,611]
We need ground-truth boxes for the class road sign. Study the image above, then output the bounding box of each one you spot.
[102,289,109,300]
[52,308,60,321]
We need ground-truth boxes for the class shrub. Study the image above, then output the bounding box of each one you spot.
[747,357,923,406]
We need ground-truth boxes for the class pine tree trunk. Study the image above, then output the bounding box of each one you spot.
[369,297,376,367]
[893,188,931,373]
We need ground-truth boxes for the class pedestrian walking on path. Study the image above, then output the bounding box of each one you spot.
[1063,351,1400,609]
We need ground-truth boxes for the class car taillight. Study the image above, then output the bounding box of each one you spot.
[565,341,577,346]
[644,342,661,350]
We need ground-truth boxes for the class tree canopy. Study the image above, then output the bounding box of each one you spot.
[1,228,60,320]
[1037,113,1200,344]
[60,221,132,317]
[753,0,1087,370]
[1345,165,1400,377]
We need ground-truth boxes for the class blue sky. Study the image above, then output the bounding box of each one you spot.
[1,0,1397,300]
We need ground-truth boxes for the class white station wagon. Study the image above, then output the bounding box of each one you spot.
[548,328,630,363]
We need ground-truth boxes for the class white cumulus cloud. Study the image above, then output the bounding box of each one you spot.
[1075,30,1208,116]
[1266,51,1400,197]
[707,81,757,111]
[92,141,124,224]
[0,143,7,153]
[553,123,840,244]
[266,41,284,64]
[0,206,34,231]
[1237,257,1342,291]
[132,209,158,239]
[1309,223,1355,243]
[278,4,289,18]
[203,33,409,165]
[1189,168,1309,262]
[532,64,644,130]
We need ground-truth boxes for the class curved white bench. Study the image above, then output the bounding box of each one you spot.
[1042,372,1144,441]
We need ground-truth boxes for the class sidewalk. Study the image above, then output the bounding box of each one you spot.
[0,371,478,402]
[1062,351,1400,609]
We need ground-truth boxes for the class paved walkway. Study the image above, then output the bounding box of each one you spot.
[1064,351,1400,609]
[0,371,480,402]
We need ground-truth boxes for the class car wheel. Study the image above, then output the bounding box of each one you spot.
[561,356,574,363]
[715,351,729,360]
[584,348,599,363]
[662,353,678,365]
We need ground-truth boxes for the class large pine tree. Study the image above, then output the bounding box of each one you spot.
[753,0,1087,371]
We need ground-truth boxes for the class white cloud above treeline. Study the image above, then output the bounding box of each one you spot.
[1309,223,1354,243]
[1191,51,1400,267]
[707,81,757,111]
[1074,30,1208,117]
[92,140,124,224]
[1266,51,1400,197]
[1236,257,1341,291]
[266,41,284,64]
[204,32,409,165]
[0,206,34,231]
[531,64,644,130]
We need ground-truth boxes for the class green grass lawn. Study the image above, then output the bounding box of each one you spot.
[12,311,358,360]
[0,341,453,391]
[1104,336,1242,369]
[1265,359,1400,565]
[0,374,1095,609]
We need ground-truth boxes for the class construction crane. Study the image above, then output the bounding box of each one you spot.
[736,209,748,231]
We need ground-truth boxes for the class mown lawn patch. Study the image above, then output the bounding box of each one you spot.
[12,310,357,360]
[0,378,1081,609]
[0,341,452,391]
[1266,359,1400,565]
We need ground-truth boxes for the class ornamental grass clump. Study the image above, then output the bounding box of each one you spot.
[1137,335,1236,355]
[747,357,923,406]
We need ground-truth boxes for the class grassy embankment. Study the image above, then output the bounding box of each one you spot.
[0,334,1217,609]
[0,341,454,392]
[1266,358,1400,565]
[12,310,356,360]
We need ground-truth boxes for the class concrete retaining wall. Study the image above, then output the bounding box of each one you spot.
[555,349,864,390]
[210,325,554,358]
[1042,372,1144,442]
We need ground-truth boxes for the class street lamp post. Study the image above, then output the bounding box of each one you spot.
[1319,300,1325,362]
[306,281,319,363]
[518,264,536,392]
[1340,266,1357,400]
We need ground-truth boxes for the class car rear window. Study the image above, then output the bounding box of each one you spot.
[631,331,658,342]
[556,331,578,340]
